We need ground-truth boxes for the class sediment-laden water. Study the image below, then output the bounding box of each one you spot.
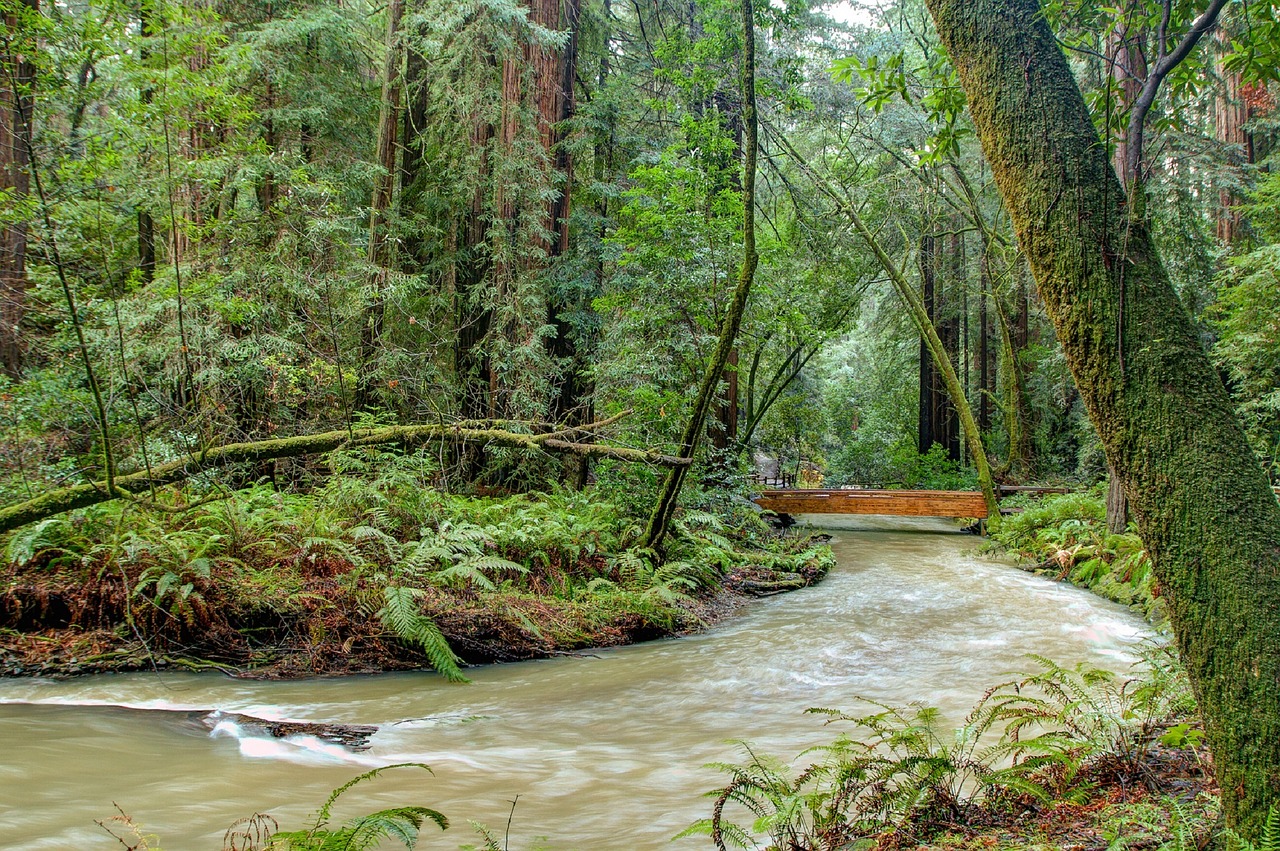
[0,516,1151,849]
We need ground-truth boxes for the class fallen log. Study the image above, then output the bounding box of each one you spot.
[201,711,378,751]
[0,412,690,535]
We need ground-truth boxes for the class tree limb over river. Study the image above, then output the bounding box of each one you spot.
[0,412,689,535]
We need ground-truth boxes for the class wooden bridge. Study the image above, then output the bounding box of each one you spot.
[753,485,1070,520]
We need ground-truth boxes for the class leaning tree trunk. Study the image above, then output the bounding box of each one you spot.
[923,0,1280,840]
[643,0,758,550]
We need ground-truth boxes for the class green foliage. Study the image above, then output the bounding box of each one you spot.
[989,648,1197,793]
[1212,240,1280,482]
[265,764,447,850]
[376,586,468,683]
[684,696,1055,848]
[689,648,1200,849]
[2,450,830,677]
[989,489,1163,624]
[1227,806,1280,851]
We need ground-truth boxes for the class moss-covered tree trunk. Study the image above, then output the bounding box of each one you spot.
[643,0,758,550]
[923,0,1280,839]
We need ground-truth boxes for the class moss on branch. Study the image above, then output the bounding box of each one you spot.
[0,413,687,535]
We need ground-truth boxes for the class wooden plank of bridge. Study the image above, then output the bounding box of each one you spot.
[755,489,990,518]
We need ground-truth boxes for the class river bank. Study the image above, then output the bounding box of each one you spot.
[0,516,1152,849]
[1,483,832,680]
[986,488,1167,627]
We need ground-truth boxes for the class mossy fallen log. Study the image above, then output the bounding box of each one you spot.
[0,414,690,535]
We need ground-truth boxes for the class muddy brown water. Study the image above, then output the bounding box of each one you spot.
[0,517,1151,849]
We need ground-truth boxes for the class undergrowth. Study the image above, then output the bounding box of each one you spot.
[682,644,1215,851]
[0,447,833,679]
[987,487,1164,626]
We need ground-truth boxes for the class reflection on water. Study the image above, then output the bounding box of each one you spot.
[0,516,1151,849]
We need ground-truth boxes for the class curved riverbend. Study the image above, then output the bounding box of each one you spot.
[0,517,1151,849]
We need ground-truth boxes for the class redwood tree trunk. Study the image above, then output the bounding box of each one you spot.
[924,0,1280,839]
[0,0,36,380]
[355,0,405,412]
[1104,22,1145,532]
[918,233,937,453]
[1215,29,1252,244]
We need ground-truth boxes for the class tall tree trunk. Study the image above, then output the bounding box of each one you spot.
[924,0,1280,840]
[1214,28,1252,244]
[1009,258,1032,471]
[136,1,156,286]
[0,0,36,380]
[541,0,587,429]
[1103,19,1146,531]
[977,245,992,436]
[399,35,495,426]
[939,225,963,461]
[918,233,937,454]
[354,0,404,413]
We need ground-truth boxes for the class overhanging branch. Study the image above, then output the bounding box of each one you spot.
[0,414,688,535]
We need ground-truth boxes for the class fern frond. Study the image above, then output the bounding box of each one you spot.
[377,587,469,683]
[433,564,497,592]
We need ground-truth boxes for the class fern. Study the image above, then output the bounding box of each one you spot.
[434,556,528,592]
[377,586,469,683]
[1227,806,1280,851]
[265,764,448,850]
[7,517,86,566]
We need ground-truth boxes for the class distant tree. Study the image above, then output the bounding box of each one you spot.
[0,0,37,379]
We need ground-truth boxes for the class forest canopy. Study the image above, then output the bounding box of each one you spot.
[1,0,1276,512]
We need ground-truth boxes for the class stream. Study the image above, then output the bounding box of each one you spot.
[0,516,1152,849]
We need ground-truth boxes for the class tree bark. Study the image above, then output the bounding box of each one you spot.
[1214,28,1252,244]
[539,0,588,429]
[1103,19,1146,532]
[924,0,1280,839]
[0,0,36,380]
[918,233,938,454]
[940,224,963,461]
[0,413,688,535]
[644,0,759,550]
[977,244,992,435]
[355,0,405,413]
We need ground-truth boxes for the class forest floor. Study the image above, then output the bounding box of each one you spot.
[0,565,820,679]
[0,483,833,679]
[902,760,1219,851]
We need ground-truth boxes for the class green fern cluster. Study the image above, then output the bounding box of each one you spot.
[376,586,468,683]
[989,489,1162,624]
[3,449,833,679]
[1229,807,1280,851]
[690,647,1202,849]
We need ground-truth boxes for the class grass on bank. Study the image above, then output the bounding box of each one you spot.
[0,447,833,679]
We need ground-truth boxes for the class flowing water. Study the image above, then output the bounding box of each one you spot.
[0,517,1152,849]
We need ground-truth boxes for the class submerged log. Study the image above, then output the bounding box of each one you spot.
[201,711,378,751]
